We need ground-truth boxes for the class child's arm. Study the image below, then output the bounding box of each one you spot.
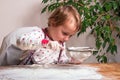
[16,29,63,51]
[16,29,44,50]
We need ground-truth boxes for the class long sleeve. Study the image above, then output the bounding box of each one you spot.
[16,29,45,50]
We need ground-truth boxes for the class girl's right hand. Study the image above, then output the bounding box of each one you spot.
[69,57,82,64]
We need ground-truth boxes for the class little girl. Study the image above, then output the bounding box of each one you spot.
[0,5,81,65]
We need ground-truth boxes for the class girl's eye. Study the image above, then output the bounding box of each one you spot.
[62,31,73,37]
[62,32,68,36]
[69,35,73,38]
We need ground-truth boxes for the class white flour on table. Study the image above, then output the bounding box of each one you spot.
[0,66,103,80]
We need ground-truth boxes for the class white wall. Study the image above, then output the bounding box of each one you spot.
[0,0,49,45]
[0,0,119,63]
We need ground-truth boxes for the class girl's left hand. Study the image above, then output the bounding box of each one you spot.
[47,41,64,51]
[41,39,64,51]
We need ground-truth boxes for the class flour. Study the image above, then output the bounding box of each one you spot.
[0,66,103,80]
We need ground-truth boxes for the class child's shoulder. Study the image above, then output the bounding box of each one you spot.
[17,26,42,31]
[6,26,43,38]
[15,26,43,34]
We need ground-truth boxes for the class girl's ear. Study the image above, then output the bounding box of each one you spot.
[49,19,56,27]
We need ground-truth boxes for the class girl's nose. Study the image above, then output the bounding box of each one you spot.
[63,36,69,41]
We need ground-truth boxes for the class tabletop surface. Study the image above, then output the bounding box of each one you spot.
[0,63,120,80]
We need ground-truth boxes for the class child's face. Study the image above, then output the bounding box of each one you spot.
[49,17,77,43]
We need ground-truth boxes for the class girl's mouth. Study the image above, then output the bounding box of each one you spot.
[59,41,64,44]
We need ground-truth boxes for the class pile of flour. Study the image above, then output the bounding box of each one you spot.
[0,66,103,80]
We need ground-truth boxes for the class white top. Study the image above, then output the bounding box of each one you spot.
[0,26,69,66]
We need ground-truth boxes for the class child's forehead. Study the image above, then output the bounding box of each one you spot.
[62,21,77,34]
[64,17,77,30]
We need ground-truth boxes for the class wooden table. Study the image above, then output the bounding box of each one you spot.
[0,63,120,80]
